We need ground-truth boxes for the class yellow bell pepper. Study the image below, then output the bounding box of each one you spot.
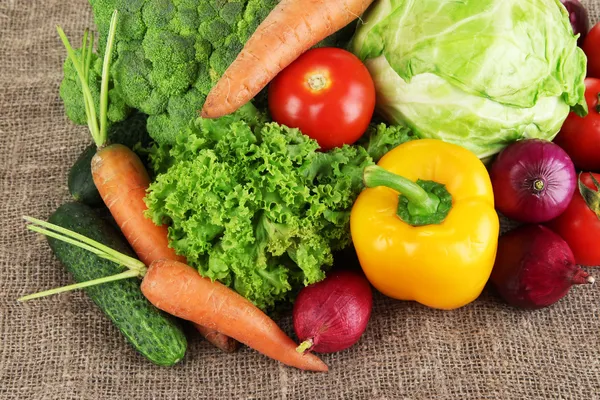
[351,139,499,310]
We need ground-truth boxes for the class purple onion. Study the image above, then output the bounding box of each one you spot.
[561,0,590,46]
[490,139,577,224]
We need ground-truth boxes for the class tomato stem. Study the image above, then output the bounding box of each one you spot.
[307,74,328,91]
[579,173,600,220]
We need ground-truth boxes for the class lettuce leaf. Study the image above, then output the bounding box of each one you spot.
[145,105,412,310]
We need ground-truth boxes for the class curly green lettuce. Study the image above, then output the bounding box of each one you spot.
[145,105,413,310]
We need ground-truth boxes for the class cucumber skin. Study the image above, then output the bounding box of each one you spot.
[47,202,187,366]
[68,145,102,206]
[68,112,151,206]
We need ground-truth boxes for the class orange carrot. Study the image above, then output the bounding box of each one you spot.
[201,0,374,119]
[58,11,178,267]
[91,144,185,266]
[141,260,328,372]
[193,323,239,353]
[20,221,328,372]
[92,145,235,352]
[59,10,234,352]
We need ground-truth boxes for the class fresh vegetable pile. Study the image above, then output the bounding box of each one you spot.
[20,0,600,373]
[59,0,356,144]
[143,104,409,310]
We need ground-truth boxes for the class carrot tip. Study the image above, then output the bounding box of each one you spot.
[315,362,329,373]
[199,102,223,119]
[303,353,329,372]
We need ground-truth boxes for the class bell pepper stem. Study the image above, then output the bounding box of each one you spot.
[364,165,440,215]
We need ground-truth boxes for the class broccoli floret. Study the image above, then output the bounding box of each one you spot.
[142,29,198,97]
[59,49,131,126]
[60,0,356,144]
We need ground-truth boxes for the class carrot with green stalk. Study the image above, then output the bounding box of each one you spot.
[58,10,237,352]
[58,10,182,267]
[19,218,329,372]
[201,0,375,119]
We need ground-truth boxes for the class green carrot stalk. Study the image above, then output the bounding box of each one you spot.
[19,216,147,302]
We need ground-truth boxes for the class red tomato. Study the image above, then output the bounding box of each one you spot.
[547,172,600,266]
[583,22,600,79]
[268,47,376,151]
[554,78,600,171]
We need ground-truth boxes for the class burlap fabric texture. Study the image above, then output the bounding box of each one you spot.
[1,1,600,399]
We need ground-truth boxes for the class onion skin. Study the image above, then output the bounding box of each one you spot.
[560,0,590,46]
[491,225,594,309]
[490,139,576,224]
[293,270,373,354]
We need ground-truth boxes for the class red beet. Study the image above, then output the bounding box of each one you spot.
[293,270,372,354]
[491,225,594,309]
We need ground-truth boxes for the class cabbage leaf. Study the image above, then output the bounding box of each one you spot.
[352,0,587,158]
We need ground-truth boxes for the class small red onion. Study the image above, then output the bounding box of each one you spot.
[560,0,590,46]
[490,139,576,223]
[293,270,372,354]
[491,225,594,309]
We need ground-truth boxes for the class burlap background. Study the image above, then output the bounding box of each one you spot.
[1,1,599,399]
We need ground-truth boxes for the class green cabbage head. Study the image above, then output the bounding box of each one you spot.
[352,0,587,158]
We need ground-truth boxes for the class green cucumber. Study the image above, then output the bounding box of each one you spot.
[68,112,151,206]
[69,145,101,205]
[47,202,187,366]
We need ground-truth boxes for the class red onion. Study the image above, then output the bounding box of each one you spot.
[490,139,576,223]
[560,0,590,46]
[293,270,372,354]
[491,225,594,309]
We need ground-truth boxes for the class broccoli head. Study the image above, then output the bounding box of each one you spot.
[60,0,356,144]
[59,48,131,126]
